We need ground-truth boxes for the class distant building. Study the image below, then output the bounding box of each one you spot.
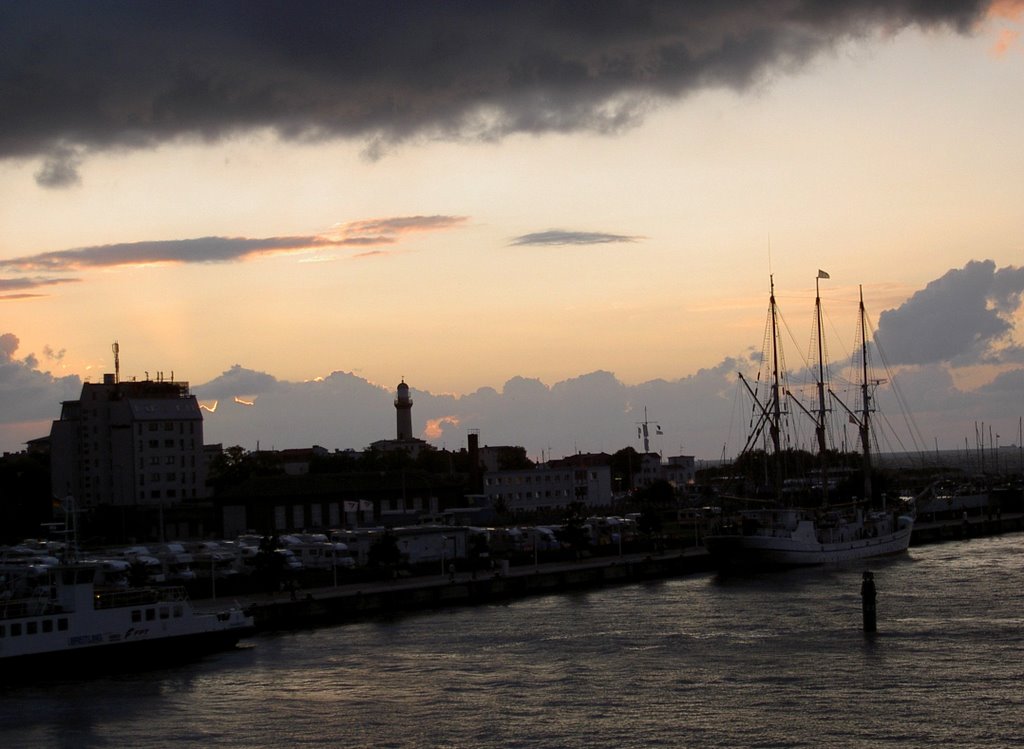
[482,465,613,513]
[50,374,209,509]
[663,454,696,487]
[277,446,329,476]
[477,445,532,472]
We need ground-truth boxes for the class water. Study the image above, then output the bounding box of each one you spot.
[3,535,1023,748]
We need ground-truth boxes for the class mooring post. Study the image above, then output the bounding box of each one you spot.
[861,570,877,633]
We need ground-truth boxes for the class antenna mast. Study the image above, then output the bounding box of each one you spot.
[112,341,120,384]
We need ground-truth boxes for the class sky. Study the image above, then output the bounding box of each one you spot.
[2,1,1023,463]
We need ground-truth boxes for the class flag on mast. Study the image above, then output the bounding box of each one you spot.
[817,269,830,279]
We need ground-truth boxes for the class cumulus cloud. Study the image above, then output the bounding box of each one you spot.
[510,230,642,246]
[0,332,81,426]
[42,345,65,361]
[2,2,991,186]
[874,260,1024,366]
[194,365,282,401]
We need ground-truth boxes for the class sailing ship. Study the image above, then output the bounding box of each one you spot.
[704,273,914,567]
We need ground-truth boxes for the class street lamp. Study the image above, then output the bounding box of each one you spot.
[441,535,447,578]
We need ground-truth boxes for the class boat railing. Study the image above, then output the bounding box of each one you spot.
[93,585,191,610]
[0,594,64,620]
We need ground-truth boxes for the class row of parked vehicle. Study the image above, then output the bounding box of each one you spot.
[0,533,357,594]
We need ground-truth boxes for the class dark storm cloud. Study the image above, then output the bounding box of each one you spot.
[874,260,1024,366]
[1,1,990,186]
[511,230,641,246]
[33,144,82,188]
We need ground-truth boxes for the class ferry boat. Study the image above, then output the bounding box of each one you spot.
[0,561,253,675]
[704,274,914,568]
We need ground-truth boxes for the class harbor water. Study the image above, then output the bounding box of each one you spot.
[3,534,1022,748]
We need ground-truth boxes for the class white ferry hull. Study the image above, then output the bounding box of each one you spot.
[1,565,253,677]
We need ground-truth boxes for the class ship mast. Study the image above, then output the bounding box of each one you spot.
[815,272,829,505]
[858,285,873,502]
[769,275,783,502]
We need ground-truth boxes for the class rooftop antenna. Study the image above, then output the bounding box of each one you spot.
[112,341,120,384]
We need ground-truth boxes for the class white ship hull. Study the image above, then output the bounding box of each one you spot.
[704,509,914,568]
[0,564,253,675]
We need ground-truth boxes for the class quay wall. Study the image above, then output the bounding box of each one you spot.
[244,551,714,632]
[910,513,1024,545]
[237,516,1022,632]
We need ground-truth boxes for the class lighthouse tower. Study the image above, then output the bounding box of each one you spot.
[395,380,413,440]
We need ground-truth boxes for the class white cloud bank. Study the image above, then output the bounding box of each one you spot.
[2,260,1023,458]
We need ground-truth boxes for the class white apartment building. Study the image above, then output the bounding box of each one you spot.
[482,465,613,513]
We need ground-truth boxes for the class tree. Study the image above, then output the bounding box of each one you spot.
[367,531,403,577]
[611,447,642,492]
[254,534,285,593]
[556,501,591,557]
[207,445,283,493]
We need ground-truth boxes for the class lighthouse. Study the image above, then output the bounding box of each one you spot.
[395,380,413,440]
